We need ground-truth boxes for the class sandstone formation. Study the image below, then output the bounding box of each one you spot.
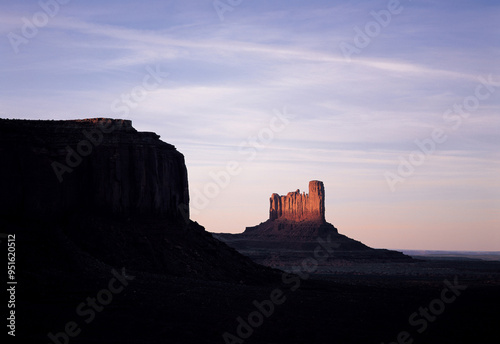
[0,118,189,221]
[215,181,411,268]
[0,118,276,282]
[238,180,338,238]
[270,180,325,222]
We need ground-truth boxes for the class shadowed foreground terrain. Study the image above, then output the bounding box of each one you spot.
[2,119,499,344]
[15,260,500,344]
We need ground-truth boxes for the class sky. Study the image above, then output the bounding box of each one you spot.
[1,0,499,251]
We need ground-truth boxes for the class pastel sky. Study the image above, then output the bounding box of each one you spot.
[1,0,499,250]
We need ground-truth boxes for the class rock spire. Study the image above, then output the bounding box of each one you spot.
[269,180,325,223]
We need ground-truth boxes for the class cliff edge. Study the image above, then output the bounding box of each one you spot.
[0,118,189,220]
[0,118,276,283]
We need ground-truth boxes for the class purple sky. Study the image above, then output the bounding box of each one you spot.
[1,0,499,250]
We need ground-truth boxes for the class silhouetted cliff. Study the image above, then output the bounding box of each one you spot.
[0,118,189,220]
[0,118,276,282]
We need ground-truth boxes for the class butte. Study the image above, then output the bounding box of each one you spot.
[214,180,412,270]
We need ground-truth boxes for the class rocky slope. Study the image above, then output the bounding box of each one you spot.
[215,181,411,269]
[0,118,277,282]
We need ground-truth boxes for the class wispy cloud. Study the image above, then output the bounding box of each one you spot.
[1,0,499,250]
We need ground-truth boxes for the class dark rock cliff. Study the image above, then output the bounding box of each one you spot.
[0,118,189,221]
[0,118,276,283]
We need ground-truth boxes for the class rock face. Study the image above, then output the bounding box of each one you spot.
[270,180,325,222]
[0,118,276,282]
[215,181,411,269]
[0,118,189,221]
[237,180,337,238]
